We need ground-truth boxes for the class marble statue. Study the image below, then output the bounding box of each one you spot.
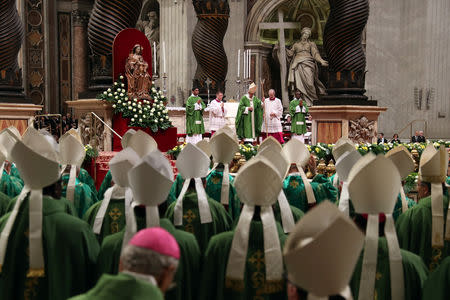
[125,44,152,100]
[277,27,328,104]
[137,10,159,73]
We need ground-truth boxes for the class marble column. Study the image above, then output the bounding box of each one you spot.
[71,8,89,100]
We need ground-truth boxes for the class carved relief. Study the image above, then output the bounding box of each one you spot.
[79,113,105,151]
[348,116,375,144]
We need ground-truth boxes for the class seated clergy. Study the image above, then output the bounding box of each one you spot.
[165,143,232,252]
[97,149,201,300]
[283,202,364,300]
[200,157,288,300]
[206,128,241,220]
[70,228,180,300]
[0,128,99,300]
[348,154,428,300]
[83,148,141,244]
[282,138,338,212]
[396,145,450,271]
[59,130,97,218]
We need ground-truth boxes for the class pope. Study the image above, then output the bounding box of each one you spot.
[235,83,263,143]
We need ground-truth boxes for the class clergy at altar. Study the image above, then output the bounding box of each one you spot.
[164,143,232,252]
[199,156,288,299]
[0,128,99,300]
[289,90,309,143]
[207,90,227,135]
[261,89,284,144]
[347,154,428,300]
[396,144,450,271]
[284,202,364,300]
[186,87,206,144]
[96,148,201,300]
[70,228,179,300]
[235,83,263,143]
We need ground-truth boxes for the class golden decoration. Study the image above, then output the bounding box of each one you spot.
[317,158,326,174]
[326,159,336,177]
[108,207,122,221]
[29,71,43,88]
[27,30,43,46]
[289,180,299,189]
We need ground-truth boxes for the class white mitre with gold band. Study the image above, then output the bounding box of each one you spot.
[0,128,60,277]
[0,126,21,182]
[386,145,415,213]
[419,144,449,247]
[128,149,174,228]
[256,147,295,233]
[93,148,140,242]
[226,156,283,284]
[126,130,158,158]
[335,149,361,216]
[282,138,316,205]
[174,143,212,225]
[59,131,86,204]
[209,130,239,205]
[283,201,364,300]
[258,136,282,154]
[348,154,404,300]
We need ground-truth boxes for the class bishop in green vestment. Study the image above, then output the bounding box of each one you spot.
[165,189,232,253]
[235,83,263,142]
[0,170,24,198]
[77,168,98,199]
[206,168,241,220]
[283,173,338,212]
[289,90,309,141]
[61,173,97,218]
[0,195,100,300]
[350,234,428,299]
[186,87,206,144]
[97,170,112,200]
[96,206,201,300]
[421,256,450,299]
[69,272,163,300]
[167,174,185,205]
[0,191,10,217]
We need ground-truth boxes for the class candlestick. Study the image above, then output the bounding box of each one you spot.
[248,49,251,80]
[244,50,247,79]
[153,42,157,75]
[162,41,166,74]
[237,49,240,78]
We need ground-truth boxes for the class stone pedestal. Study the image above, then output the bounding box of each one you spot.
[0,103,43,134]
[309,105,387,144]
[66,99,114,151]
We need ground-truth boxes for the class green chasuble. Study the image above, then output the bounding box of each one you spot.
[186,95,206,136]
[289,99,308,135]
[446,176,450,186]
[83,198,126,245]
[350,237,428,300]
[0,170,24,198]
[77,168,98,199]
[421,256,450,299]
[0,191,10,218]
[206,169,241,220]
[96,216,201,300]
[6,194,76,217]
[61,174,97,218]
[167,174,185,206]
[282,174,338,212]
[235,95,263,139]
[68,272,163,300]
[0,196,100,300]
[97,170,112,200]
[273,201,304,226]
[165,190,232,253]
[396,195,450,271]
[199,220,287,300]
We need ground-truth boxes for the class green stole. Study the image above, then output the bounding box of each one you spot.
[289,99,308,135]
[0,196,100,300]
[205,169,241,220]
[165,190,232,253]
[350,237,428,300]
[61,174,97,218]
[97,216,201,300]
[199,220,287,300]
[396,195,450,271]
[282,174,338,212]
[186,95,206,136]
[68,273,163,300]
[235,95,263,139]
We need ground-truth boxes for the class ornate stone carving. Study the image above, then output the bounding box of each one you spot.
[348,116,375,144]
[71,9,90,27]
[78,113,105,151]
[192,0,230,95]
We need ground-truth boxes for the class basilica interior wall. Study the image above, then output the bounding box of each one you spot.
[365,0,450,139]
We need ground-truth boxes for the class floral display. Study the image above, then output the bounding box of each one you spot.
[84,144,99,163]
[97,76,172,132]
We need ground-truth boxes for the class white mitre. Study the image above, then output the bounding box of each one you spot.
[258,136,282,154]
[126,130,158,158]
[335,149,361,216]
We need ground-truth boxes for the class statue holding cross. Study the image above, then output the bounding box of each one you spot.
[260,9,328,106]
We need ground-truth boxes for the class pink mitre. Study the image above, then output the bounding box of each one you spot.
[129,227,180,260]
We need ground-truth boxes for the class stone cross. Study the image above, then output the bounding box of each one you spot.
[259,9,300,107]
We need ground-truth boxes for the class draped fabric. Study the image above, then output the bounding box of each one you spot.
[77,168,98,199]
[61,174,97,218]
[235,95,263,140]
[205,169,241,220]
[98,170,113,201]
[0,170,24,198]
[422,256,450,300]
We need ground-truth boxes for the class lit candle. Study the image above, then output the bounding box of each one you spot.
[153,42,157,74]
[248,49,251,79]
[244,50,247,79]
[237,49,240,78]
[162,41,166,74]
